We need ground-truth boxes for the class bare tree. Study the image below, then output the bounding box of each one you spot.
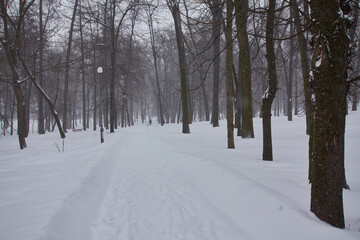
[234,0,254,138]
[146,5,164,125]
[38,0,45,134]
[225,0,234,148]
[262,0,277,161]
[79,0,87,131]
[167,0,190,133]
[207,0,223,127]
[63,0,79,132]
[0,0,36,149]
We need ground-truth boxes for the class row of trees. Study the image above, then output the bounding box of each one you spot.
[1,0,359,229]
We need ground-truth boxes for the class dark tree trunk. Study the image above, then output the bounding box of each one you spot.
[110,28,116,133]
[225,0,235,148]
[234,0,254,138]
[233,63,242,136]
[262,0,277,161]
[93,49,97,131]
[209,0,222,127]
[349,1,359,112]
[10,96,15,136]
[38,0,45,134]
[25,77,32,135]
[287,12,294,122]
[14,83,28,149]
[309,0,352,229]
[294,69,299,115]
[169,1,190,133]
[0,0,33,149]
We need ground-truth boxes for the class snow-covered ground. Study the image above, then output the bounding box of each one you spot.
[0,112,359,240]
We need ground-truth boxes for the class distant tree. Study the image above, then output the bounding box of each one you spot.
[309,0,353,228]
[290,0,312,133]
[146,5,164,126]
[108,0,135,132]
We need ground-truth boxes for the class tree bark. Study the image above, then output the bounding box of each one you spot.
[262,0,277,161]
[225,0,235,148]
[38,0,45,134]
[234,0,254,138]
[168,1,190,133]
[93,48,97,131]
[287,11,294,122]
[0,0,34,149]
[209,0,222,127]
[309,0,352,229]
[109,0,116,132]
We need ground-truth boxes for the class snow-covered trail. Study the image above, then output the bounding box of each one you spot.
[90,127,242,240]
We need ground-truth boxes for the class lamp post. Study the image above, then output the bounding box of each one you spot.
[97,67,104,143]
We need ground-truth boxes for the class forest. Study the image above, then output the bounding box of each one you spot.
[1,0,359,231]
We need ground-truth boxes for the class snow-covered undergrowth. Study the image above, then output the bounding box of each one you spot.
[0,112,359,240]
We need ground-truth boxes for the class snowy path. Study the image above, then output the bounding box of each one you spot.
[90,128,236,240]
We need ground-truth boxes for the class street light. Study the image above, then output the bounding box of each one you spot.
[97,67,104,143]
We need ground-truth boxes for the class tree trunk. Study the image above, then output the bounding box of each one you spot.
[349,1,359,112]
[290,0,312,133]
[294,69,299,115]
[0,0,32,149]
[93,49,97,131]
[309,0,352,229]
[169,1,190,133]
[234,0,254,138]
[110,26,116,133]
[25,77,32,135]
[209,0,222,127]
[38,0,45,134]
[199,69,210,121]
[262,0,277,161]
[225,0,235,148]
[62,0,79,132]
[79,3,87,131]
[79,2,86,131]
[14,82,28,149]
[287,13,294,121]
